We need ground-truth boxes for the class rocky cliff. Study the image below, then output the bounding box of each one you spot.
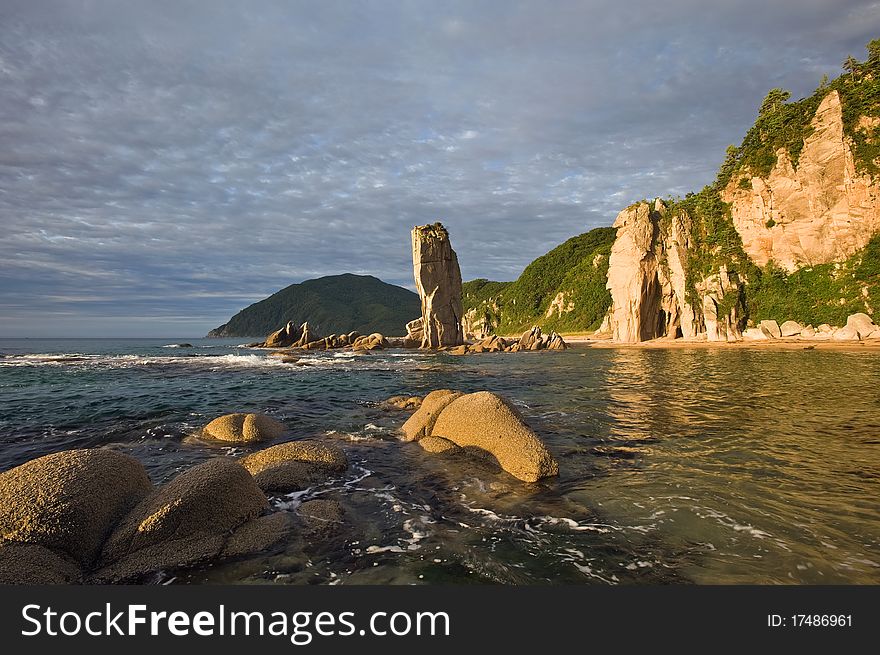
[606,200,744,342]
[411,223,464,348]
[721,91,880,271]
[605,46,880,342]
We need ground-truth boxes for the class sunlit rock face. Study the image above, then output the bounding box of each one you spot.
[722,91,880,271]
[411,223,464,348]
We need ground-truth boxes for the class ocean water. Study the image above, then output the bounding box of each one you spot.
[1,337,879,585]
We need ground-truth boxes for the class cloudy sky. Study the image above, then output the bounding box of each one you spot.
[1,1,876,337]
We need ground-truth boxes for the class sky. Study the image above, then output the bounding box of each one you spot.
[1,1,877,337]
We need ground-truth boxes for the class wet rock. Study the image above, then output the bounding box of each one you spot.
[431,391,559,483]
[98,459,268,578]
[221,513,293,558]
[202,413,285,443]
[417,436,460,454]
[297,499,345,536]
[241,441,348,474]
[402,389,463,442]
[384,395,423,410]
[0,542,83,585]
[546,332,567,350]
[0,449,152,567]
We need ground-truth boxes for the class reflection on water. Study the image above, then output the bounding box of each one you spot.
[0,338,878,584]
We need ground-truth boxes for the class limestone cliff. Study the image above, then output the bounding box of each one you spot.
[606,200,745,342]
[722,91,880,271]
[411,223,464,348]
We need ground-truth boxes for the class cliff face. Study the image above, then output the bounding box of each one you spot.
[606,200,744,342]
[411,223,464,348]
[722,91,880,271]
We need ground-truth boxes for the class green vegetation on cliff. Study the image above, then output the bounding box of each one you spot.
[207,274,420,338]
[718,39,880,185]
[462,227,615,334]
[747,234,880,325]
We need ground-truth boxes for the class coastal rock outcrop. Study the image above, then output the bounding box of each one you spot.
[411,223,464,348]
[606,200,742,342]
[0,449,152,569]
[721,91,880,271]
[202,412,285,443]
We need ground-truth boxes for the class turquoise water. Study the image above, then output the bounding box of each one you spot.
[1,338,879,584]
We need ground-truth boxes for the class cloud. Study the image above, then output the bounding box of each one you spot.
[0,0,876,336]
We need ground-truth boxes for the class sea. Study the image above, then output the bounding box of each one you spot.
[1,337,878,585]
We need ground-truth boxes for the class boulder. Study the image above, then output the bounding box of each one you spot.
[832,325,860,341]
[411,223,464,348]
[448,345,468,355]
[0,542,83,584]
[265,321,302,348]
[817,323,834,333]
[384,395,423,410]
[0,449,152,566]
[759,320,782,339]
[239,440,348,493]
[780,320,803,337]
[741,327,769,341]
[417,436,460,454]
[866,329,880,340]
[546,332,567,350]
[405,318,425,343]
[295,322,320,347]
[401,390,463,442]
[430,391,559,483]
[846,313,878,338]
[99,459,267,567]
[202,413,285,443]
[240,441,348,475]
[347,331,361,343]
[518,326,542,349]
[801,325,817,338]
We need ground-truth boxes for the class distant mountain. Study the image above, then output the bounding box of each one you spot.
[207,274,420,338]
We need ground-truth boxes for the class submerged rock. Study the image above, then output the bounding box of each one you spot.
[430,391,559,483]
[297,499,345,536]
[384,395,423,410]
[202,413,285,443]
[0,449,152,567]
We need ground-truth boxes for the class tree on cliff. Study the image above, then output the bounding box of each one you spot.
[758,88,791,117]
[843,55,859,80]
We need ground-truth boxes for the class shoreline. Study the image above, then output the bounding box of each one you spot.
[496,333,880,351]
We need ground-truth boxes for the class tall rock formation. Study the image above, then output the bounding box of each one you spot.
[722,91,880,271]
[411,223,464,348]
[606,199,744,342]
